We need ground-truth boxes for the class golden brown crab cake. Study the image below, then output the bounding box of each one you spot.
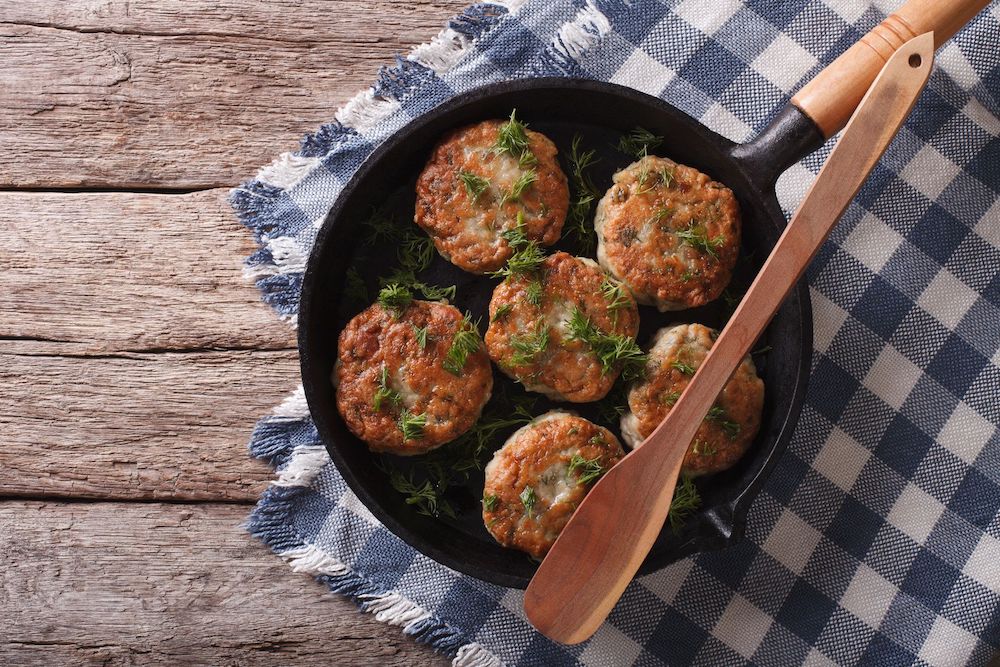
[485,252,640,402]
[414,115,569,274]
[595,155,740,311]
[482,411,625,558]
[620,323,764,476]
[334,298,493,455]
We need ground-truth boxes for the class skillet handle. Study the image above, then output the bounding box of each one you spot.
[792,0,991,138]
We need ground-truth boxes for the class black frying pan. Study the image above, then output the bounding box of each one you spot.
[298,1,986,589]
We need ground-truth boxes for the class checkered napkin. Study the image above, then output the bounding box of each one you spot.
[230,1,1000,664]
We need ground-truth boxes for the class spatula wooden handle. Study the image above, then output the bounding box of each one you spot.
[792,0,989,137]
[523,33,935,646]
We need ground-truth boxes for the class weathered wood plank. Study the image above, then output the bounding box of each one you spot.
[0,500,447,666]
[0,348,298,501]
[0,0,470,189]
[0,189,295,353]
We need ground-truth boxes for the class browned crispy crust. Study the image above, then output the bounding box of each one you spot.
[414,119,569,274]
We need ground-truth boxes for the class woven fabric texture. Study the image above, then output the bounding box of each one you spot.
[230,1,1000,665]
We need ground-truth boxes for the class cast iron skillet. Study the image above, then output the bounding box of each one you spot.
[298,78,824,589]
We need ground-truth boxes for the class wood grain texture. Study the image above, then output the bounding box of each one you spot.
[0,348,298,501]
[525,35,935,644]
[0,0,469,189]
[1,189,296,353]
[0,501,446,666]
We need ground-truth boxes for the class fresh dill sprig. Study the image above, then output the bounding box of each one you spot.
[398,409,427,441]
[361,202,402,245]
[564,134,601,254]
[494,109,537,167]
[397,231,436,274]
[525,280,543,306]
[443,313,482,375]
[412,325,429,349]
[414,282,456,302]
[676,224,725,259]
[520,485,537,517]
[565,307,647,380]
[499,169,537,206]
[661,390,682,406]
[568,454,606,485]
[597,380,629,424]
[705,405,741,439]
[482,494,499,512]
[692,439,718,457]
[617,127,663,158]
[601,277,631,315]
[671,359,696,376]
[344,267,368,306]
[459,171,491,200]
[378,283,413,317]
[492,304,513,322]
[490,241,546,280]
[509,321,550,366]
[373,365,403,412]
[383,467,455,518]
[668,476,701,535]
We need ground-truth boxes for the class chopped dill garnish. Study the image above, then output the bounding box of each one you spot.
[679,269,695,282]
[397,232,436,274]
[676,224,725,259]
[412,325,429,349]
[668,476,701,535]
[565,307,647,380]
[601,277,630,316]
[705,405,741,439]
[490,240,546,280]
[499,169,538,206]
[661,390,682,406]
[617,127,663,158]
[413,282,456,302]
[692,439,718,457]
[361,202,401,245]
[658,165,675,188]
[525,280,543,306]
[398,409,427,441]
[492,304,513,322]
[383,467,455,518]
[443,313,482,375]
[597,381,629,424]
[509,321,550,366]
[378,283,413,317]
[373,365,402,412]
[671,359,696,376]
[482,494,499,512]
[459,171,490,200]
[568,454,606,485]
[520,485,537,517]
[494,109,537,167]
[344,267,368,306]
[565,134,601,253]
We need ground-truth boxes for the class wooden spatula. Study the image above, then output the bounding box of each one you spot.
[524,32,935,645]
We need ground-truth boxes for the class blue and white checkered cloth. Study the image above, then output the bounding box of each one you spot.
[231,1,1000,664]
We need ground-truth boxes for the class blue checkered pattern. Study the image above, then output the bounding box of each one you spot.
[232,1,1000,664]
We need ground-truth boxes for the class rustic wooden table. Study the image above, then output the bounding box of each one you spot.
[1,2,468,664]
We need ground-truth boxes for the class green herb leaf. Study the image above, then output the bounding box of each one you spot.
[443,313,482,375]
[459,170,491,200]
[499,169,537,206]
[705,405,741,439]
[398,409,427,441]
[617,127,664,158]
[482,494,499,512]
[661,390,682,406]
[494,109,537,167]
[671,359,696,376]
[600,277,631,316]
[564,134,601,254]
[412,325,429,349]
[383,466,454,518]
[509,321,550,367]
[345,267,368,306]
[378,283,413,317]
[676,224,725,259]
[565,307,647,380]
[373,365,403,412]
[520,485,537,517]
[692,439,718,457]
[668,476,701,535]
[525,280,543,306]
[492,304,513,322]
[568,454,606,485]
